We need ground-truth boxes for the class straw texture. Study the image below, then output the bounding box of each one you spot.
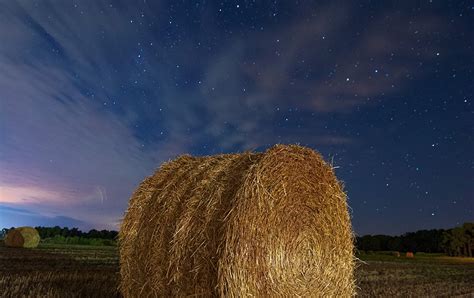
[119,144,355,297]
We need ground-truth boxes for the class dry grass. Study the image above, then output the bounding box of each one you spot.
[119,144,355,297]
[0,244,119,297]
[356,254,474,297]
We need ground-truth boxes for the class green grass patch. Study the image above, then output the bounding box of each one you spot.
[41,235,116,246]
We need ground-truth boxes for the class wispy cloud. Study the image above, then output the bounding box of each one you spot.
[202,5,444,115]
[0,204,88,229]
[0,184,66,205]
[0,1,175,228]
[183,3,447,150]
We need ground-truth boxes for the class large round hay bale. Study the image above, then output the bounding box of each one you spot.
[119,144,355,297]
[5,226,40,248]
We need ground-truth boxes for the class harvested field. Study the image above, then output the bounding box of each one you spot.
[356,253,474,297]
[0,244,473,297]
[0,244,119,297]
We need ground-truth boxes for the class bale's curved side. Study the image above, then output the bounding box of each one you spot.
[119,155,199,296]
[134,155,217,295]
[5,227,40,248]
[128,153,262,296]
[218,145,355,297]
[166,152,262,296]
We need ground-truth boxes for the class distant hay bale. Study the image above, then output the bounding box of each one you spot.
[119,144,355,297]
[406,252,414,258]
[393,251,400,257]
[5,227,40,248]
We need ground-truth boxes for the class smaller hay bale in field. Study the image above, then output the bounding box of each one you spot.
[392,251,400,257]
[406,252,414,258]
[5,227,40,248]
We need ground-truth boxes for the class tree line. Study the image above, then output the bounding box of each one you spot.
[1,223,472,255]
[356,222,473,257]
[0,226,118,241]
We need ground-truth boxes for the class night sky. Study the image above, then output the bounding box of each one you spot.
[0,1,472,235]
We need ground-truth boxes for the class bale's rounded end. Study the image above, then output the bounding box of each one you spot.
[219,144,355,296]
[5,227,40,248]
